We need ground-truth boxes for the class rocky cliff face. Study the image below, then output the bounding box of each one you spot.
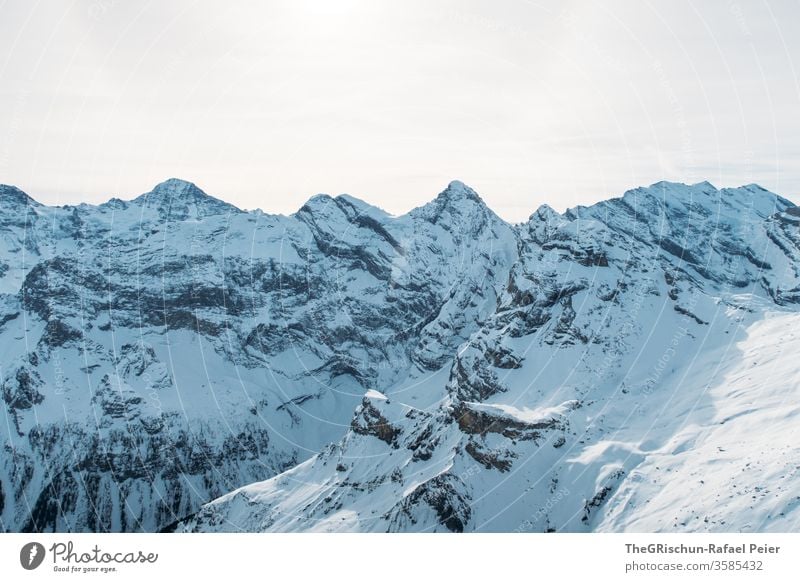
[3,179,799,533]
[0,178,515,532]
[181,181,800,533]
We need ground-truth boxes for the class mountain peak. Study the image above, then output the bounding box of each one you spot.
[334,193,390,216]
[0,184,40,208]
[529,203,561,222]
[134,178,239,218]
[436,180,485,205]
[296,193,392,224]
[692,180,718,192]
[406,180,500,234]
[150,178,206,198]
[607,180,793,216]
[295,193,338,219]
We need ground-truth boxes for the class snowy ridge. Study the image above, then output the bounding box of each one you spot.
[1,178,799,532]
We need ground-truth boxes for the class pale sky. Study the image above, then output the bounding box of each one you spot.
[1,0,798,221]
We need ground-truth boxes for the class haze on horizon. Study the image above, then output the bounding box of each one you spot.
[1,0,798,221]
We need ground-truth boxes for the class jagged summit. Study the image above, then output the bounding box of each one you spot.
[294,193,392,228]
[405,180,497,231]
[560,180,795,224]
[296,181,487,222]
[296,192,335,210]
[528,203,562,222]
[624,180,794,209]
[436,179,485,205]
[692,180,718,192]
[153,177,204,194]
[0,184,40,208]
[334,193,391,218]
[133,178,240,218]
[135,178,211,202]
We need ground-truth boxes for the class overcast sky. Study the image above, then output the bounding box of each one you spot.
[1,0,798,221]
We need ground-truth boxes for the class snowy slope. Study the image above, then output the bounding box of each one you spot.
[597,309,800,532]
[179,181,800,533]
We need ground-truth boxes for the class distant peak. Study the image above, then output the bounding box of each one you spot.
[692,180,718,191]
[0,184,40,207]
[295,193,335,216]
[530,203,561,221]
[435,180,485,205]
[135,178,240,217]
[408,180,498,229]
[447,179,468,189]
[305,193,334,204]
[640,180,703,194]
[335,193,383,210]
[577,179,794,226]
[150,178,206,198]
[296,193,391,222]
[621,180,735,203]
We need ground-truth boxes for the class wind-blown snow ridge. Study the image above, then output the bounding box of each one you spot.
[1,178,799,533]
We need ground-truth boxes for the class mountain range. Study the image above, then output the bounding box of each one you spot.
[1,178,799,532]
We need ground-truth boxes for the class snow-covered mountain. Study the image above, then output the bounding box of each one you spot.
[0,178,514,532]
[2,178,799,532]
